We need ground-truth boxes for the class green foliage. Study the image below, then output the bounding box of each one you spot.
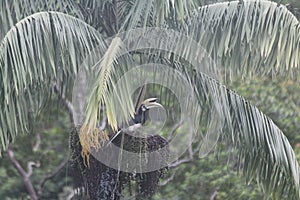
[230,77,300,146]
[1,0,300,199]
[155,76,300,199]
[0,104,72,199]
[155,149,263,200]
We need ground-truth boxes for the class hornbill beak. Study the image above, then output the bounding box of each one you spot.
[142,98,163,109]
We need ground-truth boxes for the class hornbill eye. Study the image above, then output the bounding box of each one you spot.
[133,98,163,125]
[141,104,148,112]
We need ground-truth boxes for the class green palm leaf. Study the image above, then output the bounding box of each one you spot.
[193,72,300,199]
[0,0,84,41]
[1,0,300,199]
[79,0,300,193]
[119,0,198,30]
[0,11,104,152]
[80,36,135,149]
[189,0,300,77]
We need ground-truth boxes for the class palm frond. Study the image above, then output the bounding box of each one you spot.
[85,47,300,198]
[193,72,300,199]
[77,0,120,35]
[79,36,136,157]
[134,85,147,113]
[0,11,104,153]
[1,1,300,198]
[0,0,84,41]
[82,37,130,132]
[107,26,300,198]
[119,0,198,30]
[129,58,300,199]
[188,0,300,78]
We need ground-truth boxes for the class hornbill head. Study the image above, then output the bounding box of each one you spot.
[130,85,163,125]
[133,98,163,124]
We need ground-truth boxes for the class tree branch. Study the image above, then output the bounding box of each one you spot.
[7,145,39,200]
[37,151,70,196]
[210,190,218,200]
[7,145,27,177]
[159,169,177,186]
[167,120,184,142]
[7,132,70,199]
[169,158,193,168]
[33,134,41,152]
[53,84,75,123]
[169,131,194,168]
[27,161,40,177]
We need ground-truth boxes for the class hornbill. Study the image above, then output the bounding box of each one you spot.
[70,85,169,200]
[108,85,169,199]
[137,88,169,199]
[132,97,163,125]
[108,83,163,144]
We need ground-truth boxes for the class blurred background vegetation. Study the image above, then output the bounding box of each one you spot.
[1,75,300,200]
[153,77,300,200]
[1,0,300,199]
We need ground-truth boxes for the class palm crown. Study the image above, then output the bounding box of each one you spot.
[1,0,300,199]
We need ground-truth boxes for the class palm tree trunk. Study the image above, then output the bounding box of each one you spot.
[70,127,168,199]
[70,127,124,199]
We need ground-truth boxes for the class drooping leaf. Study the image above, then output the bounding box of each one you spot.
[0,11,104,152]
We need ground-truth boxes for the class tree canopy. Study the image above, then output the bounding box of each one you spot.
[1,0,300,199]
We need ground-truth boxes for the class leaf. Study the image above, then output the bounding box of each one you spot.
[0,11,103,153]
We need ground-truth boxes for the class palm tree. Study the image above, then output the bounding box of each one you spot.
[1,0,300,199]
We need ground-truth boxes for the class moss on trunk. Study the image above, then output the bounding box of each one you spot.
[70,127,168,199]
